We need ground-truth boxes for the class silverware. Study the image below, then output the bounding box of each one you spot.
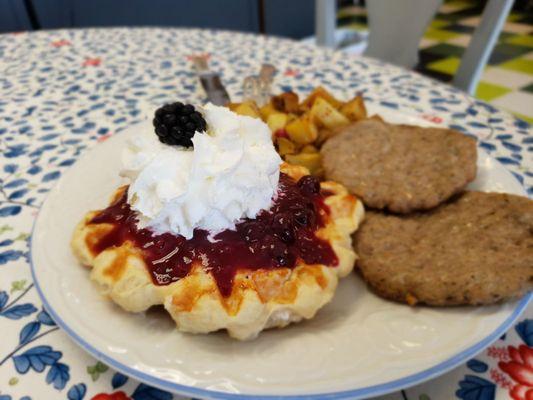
[242,64,276,106]
[259,64,276,84]
[190,56,231,106]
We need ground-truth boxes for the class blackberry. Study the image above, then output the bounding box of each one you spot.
[262,235,292,268]
[153,102,207,147]
[293,206,316,227]
[298,175,321,195]
[240,221,266,243]
[272,213,295,244]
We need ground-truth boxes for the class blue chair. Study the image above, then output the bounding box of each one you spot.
[0,0,33,32]
[0,0,315,39]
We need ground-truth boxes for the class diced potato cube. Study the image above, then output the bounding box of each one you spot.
[301,144,318,154]
[340,95,367,121]
[285,153,322,175]
[260,103,278,120]
[271,92,300,113]
[287,113,299,123]
[227,102,242,112]
[276,137,296,156]
[233,101,261,118]
[301,86,343,110]
[266,113,288,133]
[316,128,337,146]
[285,115,318,145]
[310,97,350,130]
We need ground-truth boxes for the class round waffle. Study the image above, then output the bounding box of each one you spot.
[71,163,364,340]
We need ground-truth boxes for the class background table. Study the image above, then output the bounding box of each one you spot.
[0,28,531,400]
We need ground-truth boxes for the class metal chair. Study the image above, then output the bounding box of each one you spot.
[315,0,514,95]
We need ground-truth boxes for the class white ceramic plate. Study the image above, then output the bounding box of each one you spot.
[31,108,531,399]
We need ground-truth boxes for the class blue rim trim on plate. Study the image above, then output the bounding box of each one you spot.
[30,223,532,399]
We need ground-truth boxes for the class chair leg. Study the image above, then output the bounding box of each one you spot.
[22,0,41,30]
[364,0,442,68]
[453,0,514,95]
[315,0,337,48]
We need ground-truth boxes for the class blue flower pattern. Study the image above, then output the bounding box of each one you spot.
[0,28,530,399]
[456,376,496,400]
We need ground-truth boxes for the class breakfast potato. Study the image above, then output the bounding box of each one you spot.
[276,137,297,156]
[285,153,322,175]
[301,144,319,154]
[340,95,367,121]
[301,86,343,110]
[228,86,370,178]
[260,103,278,120]
[310,98,350,130]
[227,102,240,112]
[267,113,289,134]
[271,92,300,114]
[233,101,261,118]
[287,113,299,123]
[316,128,337,146]
[285,115,318,145]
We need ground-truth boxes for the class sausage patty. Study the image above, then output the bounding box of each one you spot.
[354,191,533,306]
[321,119,477,213]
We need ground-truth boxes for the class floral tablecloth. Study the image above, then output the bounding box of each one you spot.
[0,28,531,400]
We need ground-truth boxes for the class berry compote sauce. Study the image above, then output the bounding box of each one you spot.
[89,173,337,297]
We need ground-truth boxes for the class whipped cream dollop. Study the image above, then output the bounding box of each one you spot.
[121,103,282,239]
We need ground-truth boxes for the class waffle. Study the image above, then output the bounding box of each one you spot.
[71,163,364,340]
